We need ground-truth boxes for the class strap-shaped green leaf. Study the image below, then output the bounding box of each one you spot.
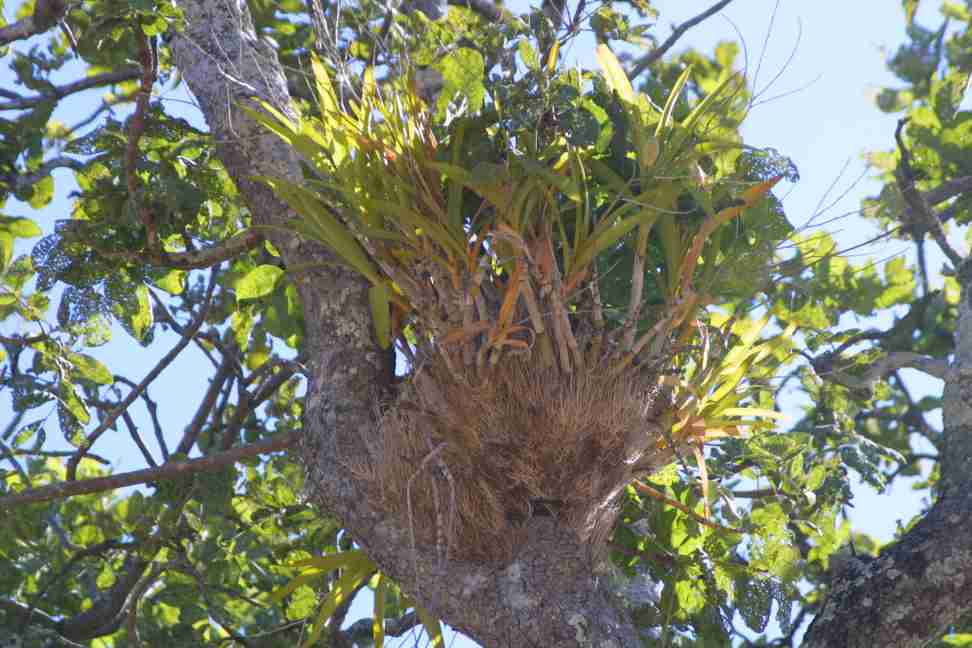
[373,573,387,648]
[369,282,392,349]
[255,176,382,286]
[301,560,377,647]
[595,44,635,104]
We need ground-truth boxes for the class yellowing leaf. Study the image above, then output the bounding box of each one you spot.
[70,352,114,385]
[271,550,373,605]
[373,574,387,648]
[155,269,186,295]
[236,265,283,300]
[59,382,90,425]
[656,65,692,137]
[415,603,445,647]
[596,44,635,104]
[546,40,560,73]
[301,561,376,648]
[719,407,786,420]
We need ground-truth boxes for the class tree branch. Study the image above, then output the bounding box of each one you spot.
[923,175,972,207]
[895,118,966,267]
[342,610,420,644]
[0,431,298,508]
[814,350,949,393]
[629,0,737,78]
[120,410,158,468]
[446,0,510,22]
[0,597,60,630]
[66,272,217,480]
[0,0,66,46]
[804,208,972,648]
[6,156,85,192]
[126,25,159,251]
[99,230,264,270]
[0,447,110,464]
[114,375,169,461]
[0,68,141,111]
[803,493,972,647]
[219,361,300,451]
[177,357,233,455]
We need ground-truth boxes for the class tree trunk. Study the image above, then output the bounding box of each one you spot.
[803,262,972,647]
[170,1,640,645]
[169,2,972,645]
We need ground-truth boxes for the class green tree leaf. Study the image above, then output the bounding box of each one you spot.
[70,352,114,385]
[236,264,284,300]
[434,47,486,119]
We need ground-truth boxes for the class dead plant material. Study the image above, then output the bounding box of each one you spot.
[362,355,677,560]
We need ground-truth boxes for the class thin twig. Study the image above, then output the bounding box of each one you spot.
[66,272,217,480]
[120,411,158,468]
[7,156,85,192]
[114,375,169,461]
[813,350,949,394]
[177,358,233,455]
[630,0,737,78]
[0,0,67,47]
[0,69,141,111]
[894,118,965,267]
[633,480,742,534]
[0,432,299,508]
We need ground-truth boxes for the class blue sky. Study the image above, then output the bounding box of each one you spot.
[1,1,963,645]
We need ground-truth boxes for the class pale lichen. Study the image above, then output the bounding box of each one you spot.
[568,613,589,644]
[501,562,537,610]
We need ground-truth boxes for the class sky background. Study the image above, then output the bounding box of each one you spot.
[1,0,965,646]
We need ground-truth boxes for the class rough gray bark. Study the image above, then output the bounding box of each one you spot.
[169,2,972,645]
[803,260,972,647]
[170,1,639,646]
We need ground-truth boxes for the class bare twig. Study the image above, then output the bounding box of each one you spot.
[731,487,776,499]
[0,432,299,508]
[114,375,170,461]
[177,358,233,455]
[922,175,972,207]
[220,361,302,451]
[66,272,217,480]
[630,0,737,78]
[0,447,110,464]
[120,411,158,468]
